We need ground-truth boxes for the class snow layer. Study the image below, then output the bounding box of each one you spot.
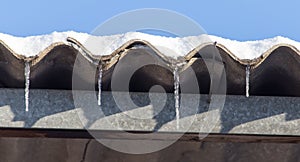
[0,31,299,60]
[208,35,300,59]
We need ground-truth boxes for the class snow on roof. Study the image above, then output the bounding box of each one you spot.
[0,31,299,60]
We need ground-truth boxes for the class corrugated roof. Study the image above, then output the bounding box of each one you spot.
[0,37,299,96]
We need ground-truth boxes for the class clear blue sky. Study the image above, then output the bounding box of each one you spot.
[1,0,300,41]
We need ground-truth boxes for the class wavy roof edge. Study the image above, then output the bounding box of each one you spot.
[0,37,300,69]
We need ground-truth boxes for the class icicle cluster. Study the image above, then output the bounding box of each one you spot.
[246,65,250,97]
[24,61,30,112]
[173,65,180,129]
[97,65,103,106]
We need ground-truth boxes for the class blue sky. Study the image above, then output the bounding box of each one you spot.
[1,0,300,41]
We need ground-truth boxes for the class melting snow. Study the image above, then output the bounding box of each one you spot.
[0,31,299,59]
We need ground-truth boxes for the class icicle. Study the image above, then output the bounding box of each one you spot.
[173,65,180,129]
[24,61,30,112]
[246,64,250,98]
[97,65,103,106]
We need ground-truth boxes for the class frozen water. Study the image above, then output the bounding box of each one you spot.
[173,65,180,129]
[246,65,250,97]
[24,61,30,112]
[97,66,103,106]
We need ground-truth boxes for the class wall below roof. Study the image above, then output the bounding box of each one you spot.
[0,88,299,136]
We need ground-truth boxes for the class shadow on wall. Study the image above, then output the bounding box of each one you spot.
[0,89,75,127]
[0,88,299,135]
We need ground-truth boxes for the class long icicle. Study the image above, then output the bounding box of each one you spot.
[246,64,250,97]
[173,65,180,129]
[208,41,217,103]
[24,61,30,112]
[97,64,103,106]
